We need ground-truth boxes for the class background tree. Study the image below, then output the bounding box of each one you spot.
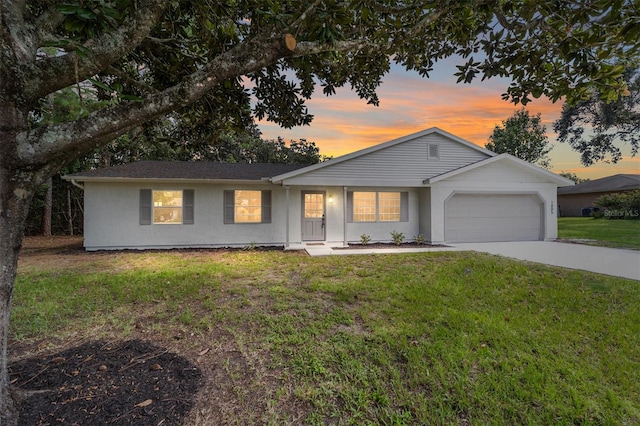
[553,67,640,166]
[558,172,590,184]
[485,109,553,168]
[1,1,639,422]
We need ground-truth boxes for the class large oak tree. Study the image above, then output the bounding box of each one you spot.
[1,0,638,422]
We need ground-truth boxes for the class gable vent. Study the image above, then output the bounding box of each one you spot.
[428,144,439,159]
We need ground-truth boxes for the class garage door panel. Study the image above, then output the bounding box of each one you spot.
[445,194,542,243]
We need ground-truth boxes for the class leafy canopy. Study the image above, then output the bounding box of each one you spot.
[22,0,640,141]
[553,67,640,166]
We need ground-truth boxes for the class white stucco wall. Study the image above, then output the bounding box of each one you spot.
[83,181,290,250]
[428,160,559,243]
[83,182,423,249]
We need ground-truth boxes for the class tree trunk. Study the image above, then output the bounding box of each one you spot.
[42,178,52,236]
[0,100,40,424]
[0,168,35,425]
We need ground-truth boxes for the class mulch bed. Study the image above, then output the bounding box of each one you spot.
[10,340,202,425]
[334,242,448,250]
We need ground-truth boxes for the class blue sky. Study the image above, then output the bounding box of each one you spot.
[258,59,639,179]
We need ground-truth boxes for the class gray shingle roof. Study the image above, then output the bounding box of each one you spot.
[557,174,640,195]
[64,161,309,181]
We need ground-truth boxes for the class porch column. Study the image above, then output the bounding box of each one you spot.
[285,186,290,248]
[343,186,348,247]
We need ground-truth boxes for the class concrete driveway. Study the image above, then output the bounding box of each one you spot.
[452,241,640,280]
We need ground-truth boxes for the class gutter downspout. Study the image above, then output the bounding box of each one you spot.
[70,179,84,190]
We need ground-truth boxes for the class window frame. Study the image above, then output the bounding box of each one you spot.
[152,190,184,225]
[234,190,263,223]
[224,190,272,224]
[140,189,194,225]
[349,191,408,223]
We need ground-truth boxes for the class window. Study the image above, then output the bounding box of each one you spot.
[224,190,271,224]
[139,189,194,225]
[153,191,183,224]
[378,192,401,221]
[353,192,376,222]
[304,193,324,218]
[234,190,262,223]
[350,192,406,222]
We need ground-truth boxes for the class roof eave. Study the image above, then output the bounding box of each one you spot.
[61,176,272,185]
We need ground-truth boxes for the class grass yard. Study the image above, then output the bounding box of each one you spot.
[11,237,640,425]
[558,217,640,249]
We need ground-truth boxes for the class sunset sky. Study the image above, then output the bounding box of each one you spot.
[258,58,639,180]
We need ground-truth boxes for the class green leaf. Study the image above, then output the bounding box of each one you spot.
[58,4,80,15]
[89,79,112,92]
[119,94,144,102]
[77,9,98,20]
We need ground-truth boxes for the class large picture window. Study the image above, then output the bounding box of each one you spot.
[224,190,272,224]
[349,191,408,223]
[139,189,194,225]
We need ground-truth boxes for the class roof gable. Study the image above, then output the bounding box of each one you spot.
[271,127,494,186]
[426,153,575,186]
[63,161,307,182]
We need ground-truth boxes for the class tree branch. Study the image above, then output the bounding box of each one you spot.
[106,66,159,94]
[16,34,300,166]
[33,5,66,45]
[286,0,323,34]
[21,0,169,102]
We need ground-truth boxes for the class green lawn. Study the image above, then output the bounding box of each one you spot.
[558,217,640,249]
[13,248,640,424]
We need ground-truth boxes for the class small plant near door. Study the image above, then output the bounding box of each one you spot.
[390,230,404,246]
[414,234,426,245]
[360,234,372,245]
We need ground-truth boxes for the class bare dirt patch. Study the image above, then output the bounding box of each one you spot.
[10,340,201,425]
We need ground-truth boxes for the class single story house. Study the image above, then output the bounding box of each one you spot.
[557,174,640,217]
[63,127,574,250]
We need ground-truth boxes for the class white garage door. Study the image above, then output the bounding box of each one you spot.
[445,194,542,243]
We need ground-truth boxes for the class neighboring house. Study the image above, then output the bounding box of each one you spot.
[63,127,573,250]
[557,174,640,217]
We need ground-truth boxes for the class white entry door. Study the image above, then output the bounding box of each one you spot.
[302,191,325,241]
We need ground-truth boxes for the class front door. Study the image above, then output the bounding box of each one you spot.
[302,191,325,241]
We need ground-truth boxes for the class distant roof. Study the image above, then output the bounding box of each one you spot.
[557,174,640,195]
[63,161,309,182]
